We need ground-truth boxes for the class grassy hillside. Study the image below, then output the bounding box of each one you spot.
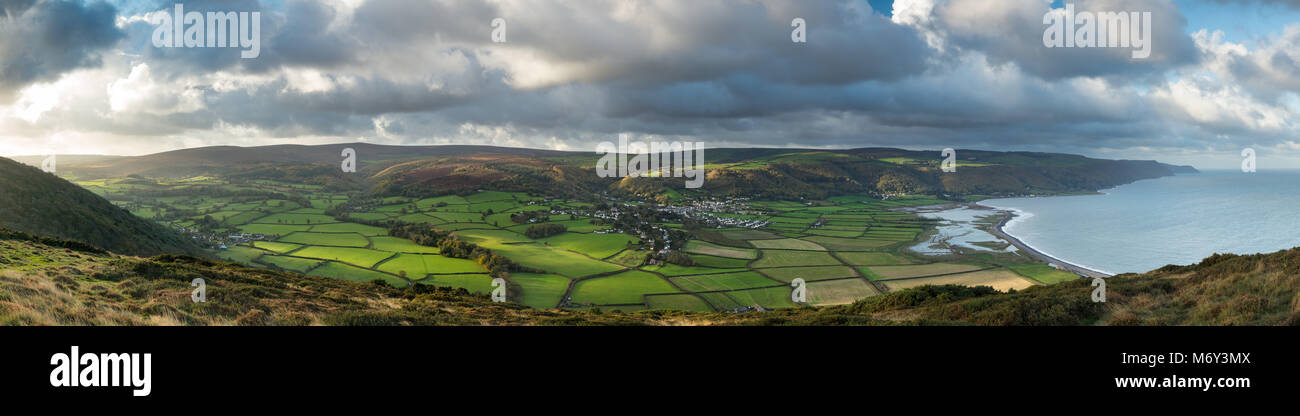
[3,227,1295,326]
[0,231,714,325]
[830,248,1300,326]
[368,154,608,200]
[0,158,202,257]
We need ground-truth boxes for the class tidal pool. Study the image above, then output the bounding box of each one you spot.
[902,205,1016,256]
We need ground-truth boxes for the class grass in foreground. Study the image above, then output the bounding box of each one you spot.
[5,229,1299,326]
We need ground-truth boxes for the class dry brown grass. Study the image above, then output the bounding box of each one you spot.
[0,272,147,325]
[7,233,1300,326]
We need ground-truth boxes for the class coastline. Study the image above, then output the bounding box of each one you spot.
[980,204,1112,278]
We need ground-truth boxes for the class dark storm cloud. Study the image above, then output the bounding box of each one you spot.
[108,0,939,135]
[482,0,932,86]
[119,0,931,85]
[0,0,124,99]
[123,0,1183,143]
[260,0,356,68]
[122,0,279,75]
[3,0,1295,167]
[930,0,1199,80]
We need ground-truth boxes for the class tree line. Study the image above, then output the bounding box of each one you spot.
[387,223,542,278]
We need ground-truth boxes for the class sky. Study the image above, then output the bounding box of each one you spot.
[1,0,1299,170]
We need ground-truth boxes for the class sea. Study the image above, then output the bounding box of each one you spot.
[973,170,1300,274]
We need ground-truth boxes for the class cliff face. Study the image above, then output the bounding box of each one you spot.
[1168,165,1201,174]
[691,150,1193,199]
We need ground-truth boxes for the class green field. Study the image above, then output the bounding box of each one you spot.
[251,241,302,254]
[308,222,388,236]
[254,213,338,225]
[834,252,911,266]
[718,229,780,240]
[866,263,985,280]
[802,236,896,251]
[490,242,625,278]
[217,246,263,263]
[607,249,650,267]
[689,254,752,268]
[752,250,841,268]
[419,274,494,294]
[748,238,827,251]
[1006,263,1081,284]
[541,232,638,259]
[724,286,797,309]
[757,266,858,282]
[308,262,406,287]
[454,229,530,245]
[684,240,757,259]
[292,246,394,268]
[646,294,714,312]
[570,271,679,305]
[377,254,485,276]
[674,272,779,292]
[649,263,746,276]
[429,212,485,223]
[510,273,571,308]
[278,232,370,247]
[238,223,312,235]
[96,176,1079,313]
[258,255,322,273]
[368,236,440,254]
[806,279,880,305]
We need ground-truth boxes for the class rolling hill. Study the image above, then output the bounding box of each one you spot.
[0,157,202,257]
[28,144,1197,201]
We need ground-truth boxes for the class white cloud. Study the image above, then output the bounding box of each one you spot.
[12,83,60,123]
[107,64,206,114]
[0,0,1295,170]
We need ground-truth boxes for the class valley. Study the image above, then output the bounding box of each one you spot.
[0,144,1292,325]
[0,143,1217,321]
[70,170,1078,313]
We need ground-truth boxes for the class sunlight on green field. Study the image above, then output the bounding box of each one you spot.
[94,174,1067,312]
[510,273,571,308]
[571,270,679,305]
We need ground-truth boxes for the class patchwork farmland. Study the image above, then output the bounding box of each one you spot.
[82,177,1080,312]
